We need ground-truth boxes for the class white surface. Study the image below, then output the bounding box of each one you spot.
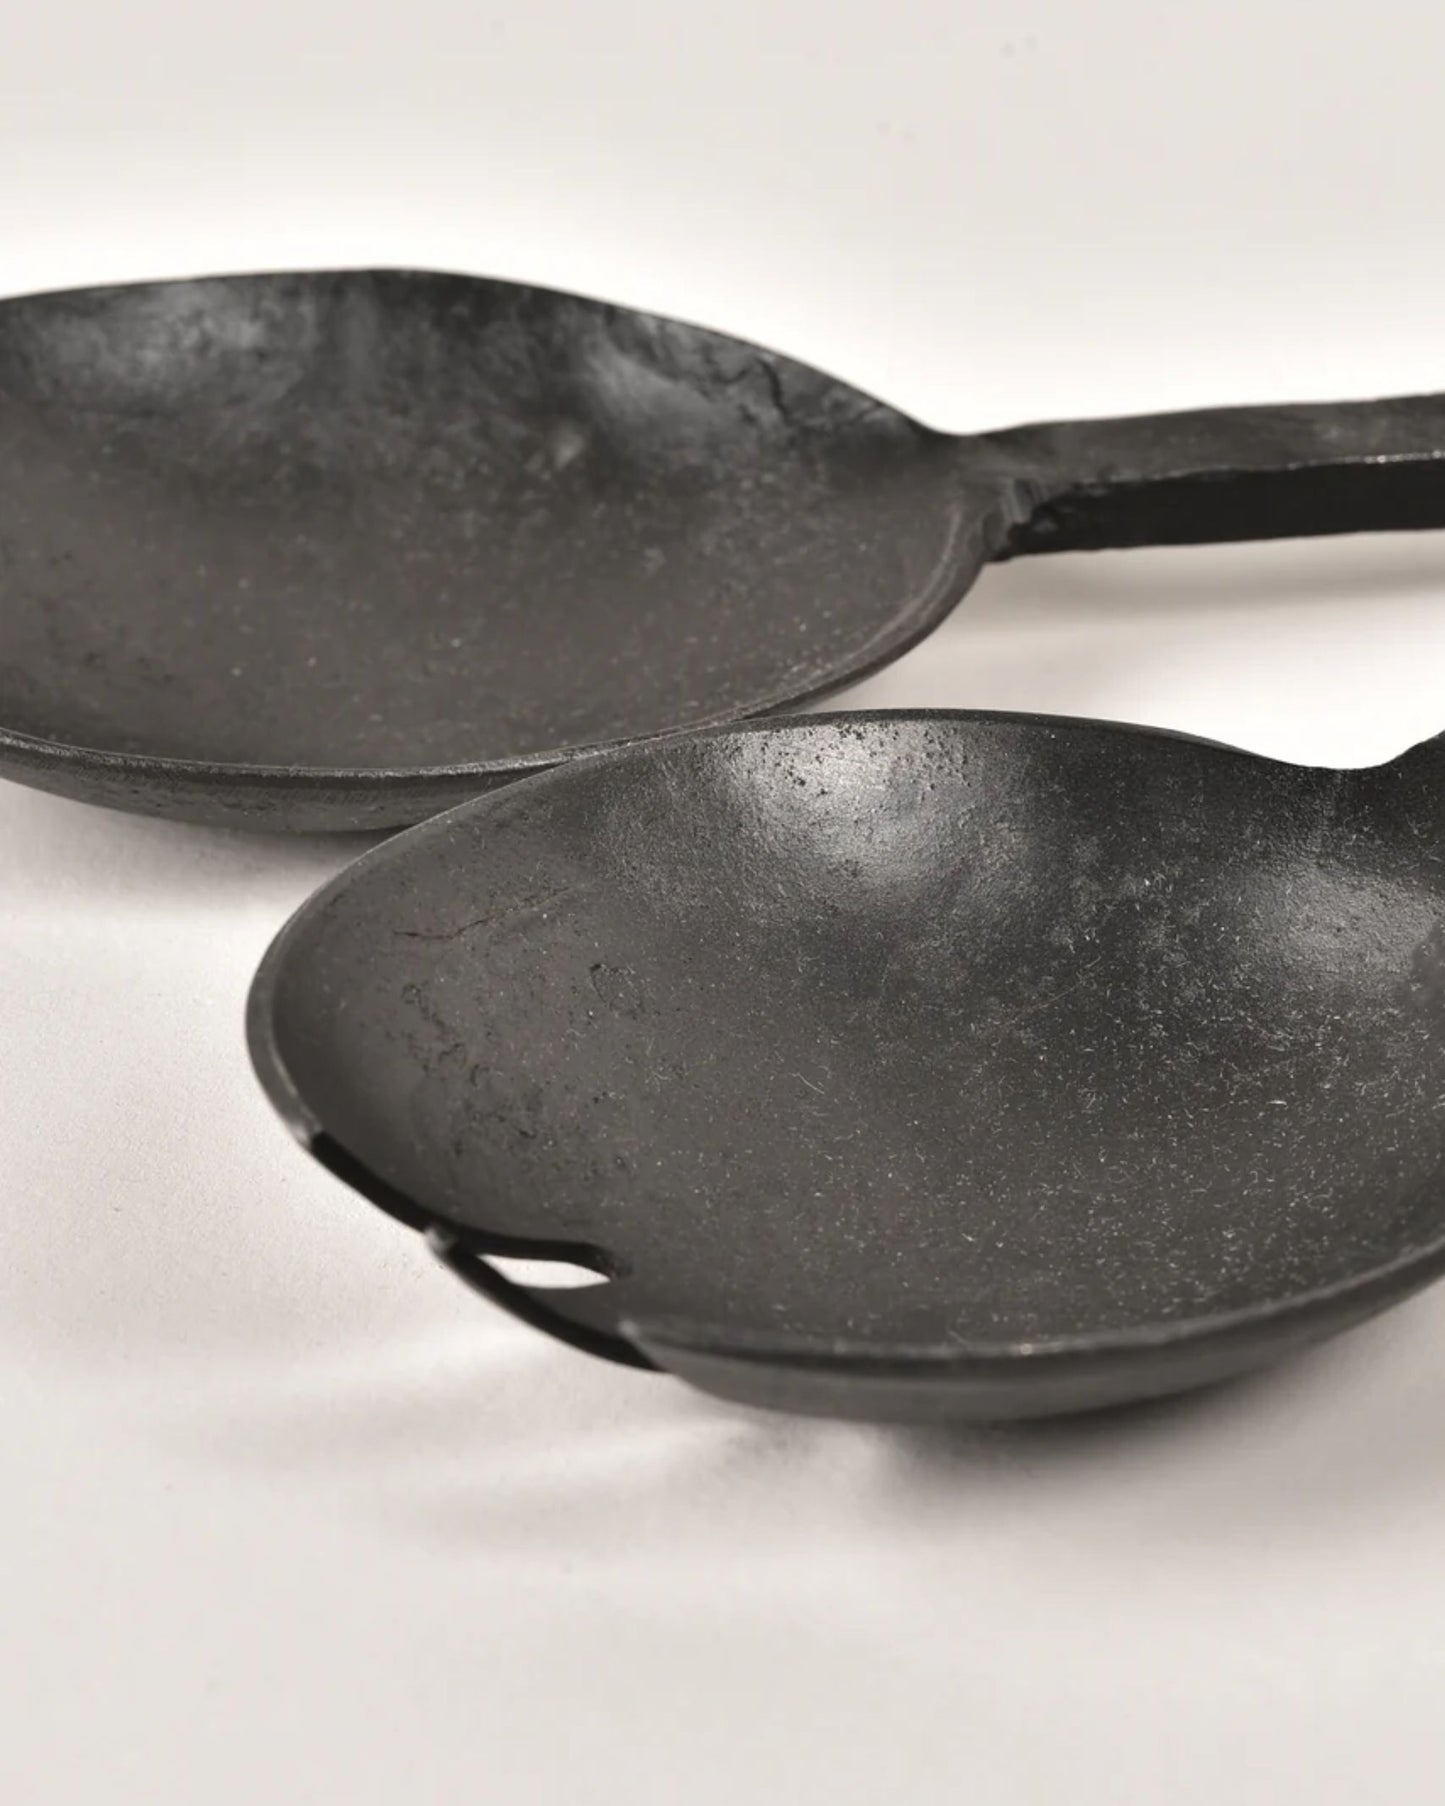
[8,535,1445,1804]
[5,0,1445,429]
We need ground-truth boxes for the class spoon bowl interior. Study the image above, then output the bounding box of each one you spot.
[0,271,965,828]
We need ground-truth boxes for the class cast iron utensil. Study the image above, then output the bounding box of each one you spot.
[4,268,1445,830]
[250,711,1445,1421]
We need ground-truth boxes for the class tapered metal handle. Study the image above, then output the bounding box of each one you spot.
[986,392,1445,557]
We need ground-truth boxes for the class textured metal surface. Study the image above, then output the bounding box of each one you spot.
[4,270,1445,829]
[248,712,1445,1419]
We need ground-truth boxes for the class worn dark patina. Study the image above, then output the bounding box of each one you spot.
[2,270,1445,828]
[248,713,1445,1420]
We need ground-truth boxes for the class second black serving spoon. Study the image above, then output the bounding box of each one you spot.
[2,269,1445,829]
[250,713,1445,1421]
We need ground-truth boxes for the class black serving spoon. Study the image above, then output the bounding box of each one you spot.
[249,712,1445,1421]
[3,269,1445,830]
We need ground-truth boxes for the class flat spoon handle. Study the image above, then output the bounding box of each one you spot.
[983,392,1445,557]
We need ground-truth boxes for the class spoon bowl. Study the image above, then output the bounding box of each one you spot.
[248,712,1445,1419]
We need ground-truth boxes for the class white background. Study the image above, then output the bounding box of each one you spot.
[6,4,1445,1801]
